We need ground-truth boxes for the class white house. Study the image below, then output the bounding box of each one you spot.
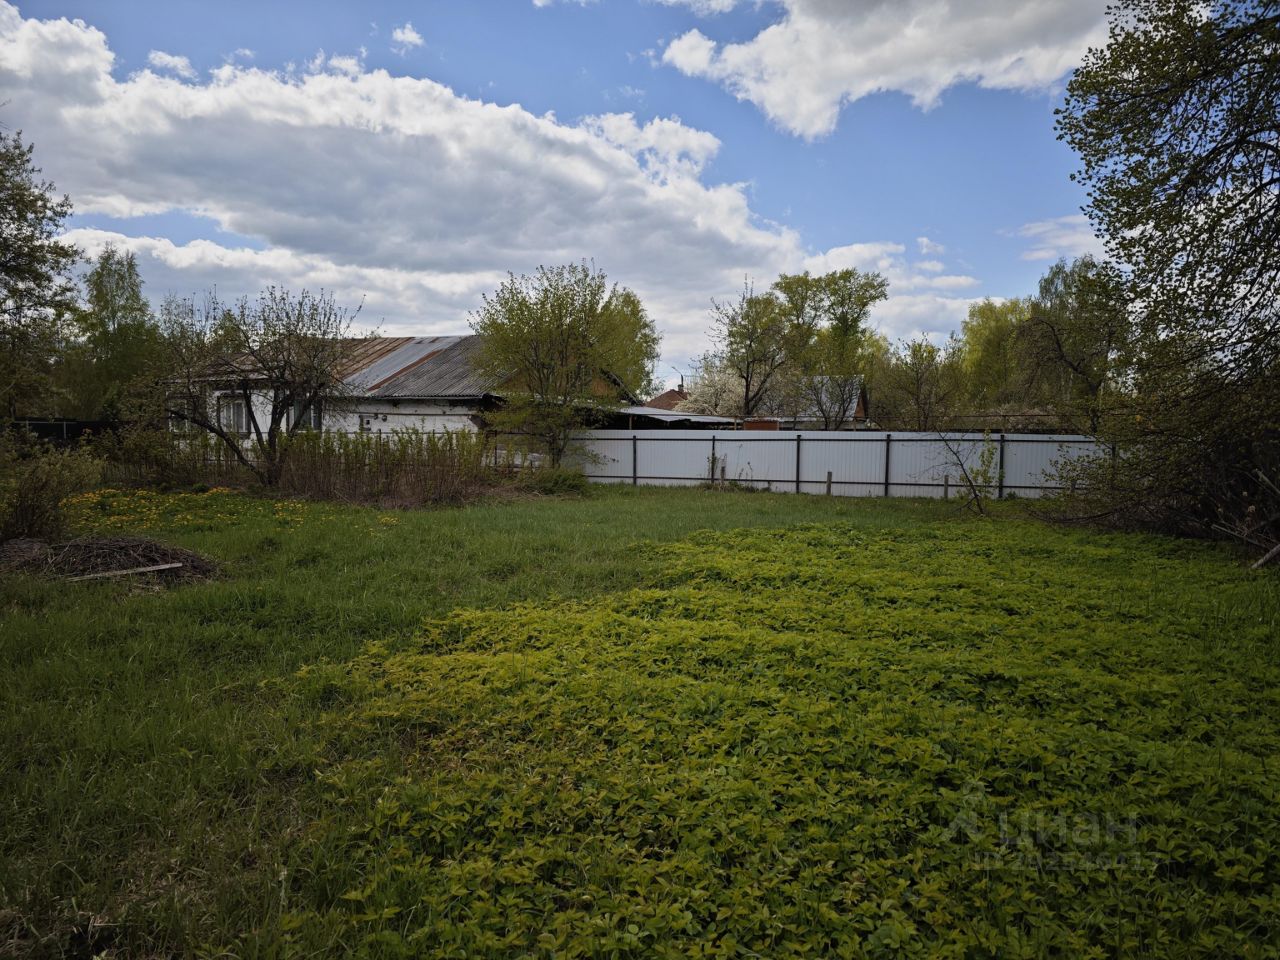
[206,333,737,438]
[211,335,501,437]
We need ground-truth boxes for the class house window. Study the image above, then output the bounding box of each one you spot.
[292,399,322,431]
[220,396,249,435]
[167,396,200,433]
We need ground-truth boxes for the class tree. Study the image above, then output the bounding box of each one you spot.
[958,298,1033,412]
[0,131,78,419]
[1021,257,1131,433]
[60,245,164,420]
[779,269,887,429]
[1057,0,1280,553]
[470,263,660,466]
[1059,0,1280,380]
[710,282,804,417]
[158,288,363,486]
[677,353,744,418]
[876,338,965,431]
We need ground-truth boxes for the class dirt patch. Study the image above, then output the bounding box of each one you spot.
[0,535,217,583]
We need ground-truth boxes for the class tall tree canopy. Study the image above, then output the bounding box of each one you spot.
[1058,0,1280,551]
[959,298,1032,412]
[61,245,164,420]
[471,263,660,465]
[778,269,887,429]
[0,131,78,419]
[704,269,885,424]
[875,338,965,432]
[1022,257,1131,434]
[708,283,796,418]
[1059,0,1280,377]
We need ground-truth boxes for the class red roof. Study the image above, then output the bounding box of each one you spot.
[646,387,688,410]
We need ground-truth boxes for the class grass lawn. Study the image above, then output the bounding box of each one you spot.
[1,485,1278,957]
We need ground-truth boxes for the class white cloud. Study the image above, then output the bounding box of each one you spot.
[801,241,979,341]
[660,0,739,12]
[803,242,978,294]
[0,2,979,365]
[582,112,721,178]
[146,49,195,79]
[871,293,977,345]
[661,0,1109,138]
[1015,214,1104,261]
[916,235,944,255]
[390,22,423,55]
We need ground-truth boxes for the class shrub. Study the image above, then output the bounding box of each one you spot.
[91,425,246,489]
[0,439,103,542]
[277,429,492,505]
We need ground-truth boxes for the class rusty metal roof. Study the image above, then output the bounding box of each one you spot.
[354,335,501,399]
[336,337,415,381]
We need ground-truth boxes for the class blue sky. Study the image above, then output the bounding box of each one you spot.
[3,0,1106,379]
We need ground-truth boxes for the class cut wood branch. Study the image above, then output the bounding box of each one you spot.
[1251,542,1280,571]
[66,562,184,582]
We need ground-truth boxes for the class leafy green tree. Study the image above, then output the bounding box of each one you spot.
[777,269,887,428]
[876,338,965,431]
[1021,257,1131,433]
[471,263,660,465]
[1059,0,1280,379]
[1056,0,1280,552]
[0,131,78,419]
[60,245,164,420]
[958,298,1033,411]
[709,283,797,417]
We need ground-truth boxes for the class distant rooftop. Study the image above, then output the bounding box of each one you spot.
[646,386,688,411]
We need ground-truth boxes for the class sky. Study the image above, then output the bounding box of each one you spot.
[1,0,1108,385]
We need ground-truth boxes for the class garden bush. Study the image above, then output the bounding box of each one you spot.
[278,429,492,505]
[91,424,246,489]
[0,438,103,542]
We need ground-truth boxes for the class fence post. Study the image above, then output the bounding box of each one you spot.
[825,470,832,496]
[710,434,717,485]
[632,435,638,487]
[943,474,950,499]
[795,433,802,494]
[883,432,892,497]
[997,433,1007,500]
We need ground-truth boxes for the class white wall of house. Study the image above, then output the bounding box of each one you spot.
[328,400,481,435]
[211,390,481,437]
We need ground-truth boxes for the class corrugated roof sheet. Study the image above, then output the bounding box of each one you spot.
[336,337,415,381]
[618,405,736,424]
[366,335,501,399]
[344,336,462,392]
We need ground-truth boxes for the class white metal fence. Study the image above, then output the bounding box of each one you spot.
[570,430,1104,499]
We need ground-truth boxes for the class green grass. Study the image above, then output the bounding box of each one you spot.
[1,486,1278,957]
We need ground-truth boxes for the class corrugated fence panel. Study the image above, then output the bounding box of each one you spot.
[643,434,715,485]
[1002,436,1100,493]
[571,430,1104,499]
[797,433,886,496]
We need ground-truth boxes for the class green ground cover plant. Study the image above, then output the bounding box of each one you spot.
[1,485,1277,956]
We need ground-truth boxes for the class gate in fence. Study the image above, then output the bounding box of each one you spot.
[570,430,1102,499]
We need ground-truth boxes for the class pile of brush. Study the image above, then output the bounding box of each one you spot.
[0,535,217,583]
